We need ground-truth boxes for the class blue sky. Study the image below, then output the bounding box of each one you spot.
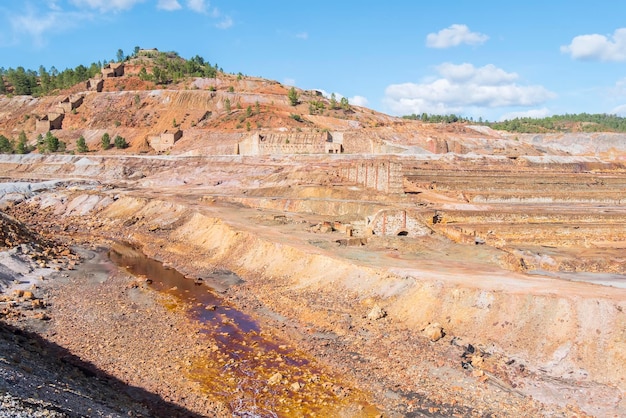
[2,1,626,121]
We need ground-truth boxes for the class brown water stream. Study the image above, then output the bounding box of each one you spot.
[108,242,378,418]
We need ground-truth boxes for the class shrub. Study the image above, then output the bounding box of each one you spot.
[114,135,128,149]
[43,131,59,153]
[76,135,88,153]
[289,113,302,122]
[101,133,111,150]
[0,135,13,153]
[288,87,298,106]
[15,131,29,154]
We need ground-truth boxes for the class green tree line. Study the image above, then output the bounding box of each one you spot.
[0,63,103,96]
[138,51,219,85]
[402,113,472,123]
[403,112,626,133]
[0,47,222,95]
[487,113,626,133]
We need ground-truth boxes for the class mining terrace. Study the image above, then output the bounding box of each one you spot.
[0,65,625,417]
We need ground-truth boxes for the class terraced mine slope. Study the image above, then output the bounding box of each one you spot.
[0,59,625,416]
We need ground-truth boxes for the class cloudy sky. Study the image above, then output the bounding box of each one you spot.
[1,0,626,121]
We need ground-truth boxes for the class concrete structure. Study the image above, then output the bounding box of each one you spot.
[325,131,343,154]
[102,63,125,78]
[57,95,84,113]
[148,129,183,152]
[236,131,343,155]
[35,113,64,132]
[366,209,431,237]
[338,160,404,194]
[86,78,104,92]
[138,48,159,58]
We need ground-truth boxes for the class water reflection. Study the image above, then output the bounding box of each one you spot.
[108,242,375,417]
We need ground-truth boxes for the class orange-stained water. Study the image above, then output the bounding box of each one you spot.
[109,243,379,418]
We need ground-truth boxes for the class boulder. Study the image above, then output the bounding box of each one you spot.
[367,304,387,320]
[268,372,283,385]
[423,323,445,342]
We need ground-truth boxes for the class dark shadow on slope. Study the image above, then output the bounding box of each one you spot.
[0,319,208,418]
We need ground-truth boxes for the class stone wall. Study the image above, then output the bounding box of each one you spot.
[338,160,403,194]
[57,95,84,113]
[35,113,64,132]
[86,78,104,92]
[102,63,124,78]
[237,131,339,155]
[148,129,183,152]
[367,209,430,237]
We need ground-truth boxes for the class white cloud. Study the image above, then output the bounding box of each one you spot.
[349,95,369,107]
[8,6,89,47]
[47,1,63,11]
[499,108,552,121]
[313,91,368,107]
[157,0,182,11]
[187,0,207,13]
[436,62,518,85]
[612,104,626,115]
[426,24,488,49]
[296,32,308,40]
[216,16,233,29]
[69,0,145,12]
[283,78,296,86]
[561,28,626,61]
[609,77,626,98]
[383,62,556,116]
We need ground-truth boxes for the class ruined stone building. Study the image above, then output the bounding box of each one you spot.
[35,113,64,132]
[235,131,343,155]
[102,63,125,78]
[337,160,404,194]
[57,95,84,113]
[148,129,183,152]
[86,78,104,92]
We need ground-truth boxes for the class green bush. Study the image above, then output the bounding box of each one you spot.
[76,135,88,153]
[288,87,298,106]
[114,135,128,149]
[101,133,111,150]
[43,131,59,153]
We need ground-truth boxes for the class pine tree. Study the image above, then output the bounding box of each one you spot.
[76,135,88,153]
[288,87,298,106]
[340,97,350,110]
[0,135,13,153]
[114,135,128,149]
[101,133,111,150]
[330,93,337,110]
[43,131,59,153]
[15,131,29,154]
